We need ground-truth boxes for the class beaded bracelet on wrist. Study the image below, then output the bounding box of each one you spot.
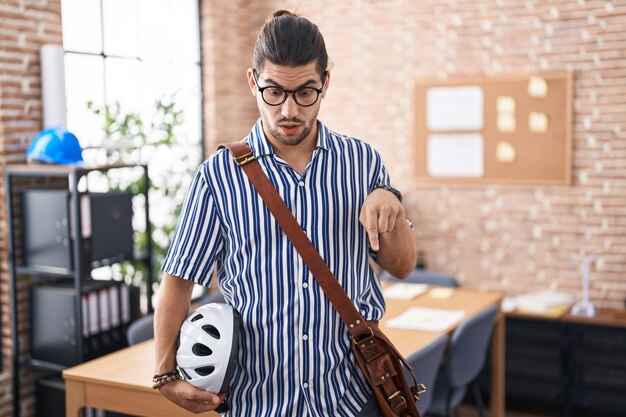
[153,369,180,382]
[152,369,182,389]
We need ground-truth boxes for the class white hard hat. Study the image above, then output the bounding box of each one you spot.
[176,303,241,394]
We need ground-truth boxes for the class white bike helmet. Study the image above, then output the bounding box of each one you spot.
[176,303,241,394]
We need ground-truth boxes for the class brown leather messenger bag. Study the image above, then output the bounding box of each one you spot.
[220,142,425,417]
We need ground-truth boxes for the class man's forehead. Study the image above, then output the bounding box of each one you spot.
[258,62,322,85]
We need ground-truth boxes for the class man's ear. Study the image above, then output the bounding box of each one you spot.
[246,68,257,96]
[321,71,331,99]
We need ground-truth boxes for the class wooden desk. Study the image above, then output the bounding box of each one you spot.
[64,287,503,417]
[63,340,219,417]
[507,307,626,328]
[380,287,505,417]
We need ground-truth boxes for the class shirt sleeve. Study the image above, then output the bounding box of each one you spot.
[368,149,391,193]
[161,166,224,287]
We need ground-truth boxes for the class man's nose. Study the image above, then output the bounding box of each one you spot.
[281,93,299,119]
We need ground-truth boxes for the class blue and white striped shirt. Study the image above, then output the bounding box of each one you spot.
[163,119,390,417]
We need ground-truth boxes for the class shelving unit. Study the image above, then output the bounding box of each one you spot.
[5,163,154,417]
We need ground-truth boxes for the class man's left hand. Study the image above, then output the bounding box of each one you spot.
[359,188,405,252]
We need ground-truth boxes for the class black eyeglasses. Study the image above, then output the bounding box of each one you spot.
[253,70,325,107]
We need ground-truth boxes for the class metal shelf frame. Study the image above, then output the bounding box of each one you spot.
[5,163,154,417]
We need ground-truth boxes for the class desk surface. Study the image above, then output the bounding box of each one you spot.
[64,286,503,417]
[507,307,626,328]
[64,339,219,417]
[64,339,166,391]
[381,287,502,357]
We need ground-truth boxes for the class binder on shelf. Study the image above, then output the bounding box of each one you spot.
[85,289,99,356]
[98,288,113,352]
[30,280,138,367]
[109,284,124,347]
[81,295,89,338]
[81,293,92,358]
[121,283,131,325]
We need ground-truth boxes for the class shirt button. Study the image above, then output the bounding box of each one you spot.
[303,383,309,389]
[303,282,309,289]
[298,181,305,187]
[303,334,309,340]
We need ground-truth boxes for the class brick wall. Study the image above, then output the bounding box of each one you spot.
[1,0,625,415]
[201,0,259,153]
[0,0,63,415]
[246,0,626,308]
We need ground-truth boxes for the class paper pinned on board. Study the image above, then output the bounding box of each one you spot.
[529,112,549,132]
[497,113,516,132]
[496,96,516,133]
[385,307,466,332]
[427,86,484,131]
[383,283,429,300]
[497,96,516,113]
[496,141,517,163]
[528,76,548,98]
[427,134,484,178]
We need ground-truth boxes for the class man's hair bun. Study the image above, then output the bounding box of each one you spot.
[272,10,297,18]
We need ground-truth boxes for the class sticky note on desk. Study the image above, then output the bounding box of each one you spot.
[428,287,455,299]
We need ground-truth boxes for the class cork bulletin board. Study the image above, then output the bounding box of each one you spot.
[413,72,573,185]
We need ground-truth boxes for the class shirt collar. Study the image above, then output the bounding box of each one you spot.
[247,119,331,158]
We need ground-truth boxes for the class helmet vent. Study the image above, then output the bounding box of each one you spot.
[180,368,192,380]
[195,366,215,376]
[191,314,204,322]
[192,343,212,356]
[202,324,221,339]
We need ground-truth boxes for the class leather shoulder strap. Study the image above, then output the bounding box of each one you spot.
[218,142,372,340]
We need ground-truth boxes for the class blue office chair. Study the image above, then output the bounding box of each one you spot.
[426,305,498,417]
[126,314,154,345]
[404,335,448,415]
[380,269,460,287]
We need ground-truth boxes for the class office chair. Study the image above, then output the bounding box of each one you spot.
[426,305,498,417]
[404,334,448,415]
[126,314,155,345]
[126,292,224,346]
[380,269,460,287]
[126,292,226,346]
[198,290,226,305]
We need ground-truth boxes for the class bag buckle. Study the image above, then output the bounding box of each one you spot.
[352,326,374,346]
[411,384,427,401]
[388,391,407,412]
[234,151,255,166]
[353,327,383,361]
